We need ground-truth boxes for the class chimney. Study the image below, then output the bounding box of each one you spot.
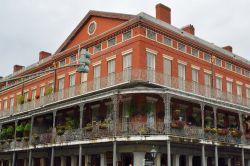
[182,25,195,35]
[156,3,171,24]
[222,46,233,53]
[39,51,51,61]
[13,65,24,73]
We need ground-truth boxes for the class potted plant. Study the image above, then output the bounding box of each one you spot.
[99,119,109,129]
[171,120,185,129]
[84,123,93,132]
[32,133,40,140]
[23,136,29,142]
[16,95,25,105]
[56,125,65,136]
[0,128,7,144]
[24,123,31,137]
[6,126,14,139]
[16,124,25,138]
[45,86,53,96]
[16,137,22,142]
[217,128,228,136]
[65,117,76,130]
[142,102,152,115]
[204,127,211,133]
[128,100,136,116]
[230,128,242,138]
[210,128,217,134]
[27,98,32,102]
[138,127,149,135]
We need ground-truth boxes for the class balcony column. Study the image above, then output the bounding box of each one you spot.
[28,116,34,166]
[239,112,244,142]
[213,106,217,128]
[173,154,180,166]
[71,156,77,166]
[40,158,45,166]
[50,147,54,166]
[100,153,107,166]
[60,156,66,166]
[84,155,90,166]
[52,110,57,140]
[8,160,11,166]
[227,158,231,166]
[162,94,171,132]
[167,140,171,166]
[155,153,161,166]
[200,103,205,132]
[214,146,218,166]
[247,160,250,166]
[11,152,15,166]
[186,155,193,166]
[12,120,18,166]
[202,144,206,166]
[112,95,120,166]
[242,148,245,166]
[78,104,84,166]
[133,152,145,166]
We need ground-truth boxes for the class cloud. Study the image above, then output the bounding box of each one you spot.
[0,0,250,76]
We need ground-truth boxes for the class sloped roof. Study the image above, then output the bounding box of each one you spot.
[55,10,135,54]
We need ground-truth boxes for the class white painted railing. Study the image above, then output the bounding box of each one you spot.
[0,69,250,118]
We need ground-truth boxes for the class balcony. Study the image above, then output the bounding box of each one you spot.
[0,69,249,119]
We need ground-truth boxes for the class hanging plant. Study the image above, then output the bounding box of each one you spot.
[24,123,31,137]
[16,124,25,138]
[65,117,76,130]
[16,95,25,105]
[128,100,136,117]
[6,126,14,139]
[0,128,7,141]
[143,102,152,115]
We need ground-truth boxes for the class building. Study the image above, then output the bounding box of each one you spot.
[0,3,250,166]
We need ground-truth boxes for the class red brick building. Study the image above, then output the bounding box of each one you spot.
[0,3,250,166]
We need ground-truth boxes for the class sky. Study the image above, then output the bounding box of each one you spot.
[0,0,250,77]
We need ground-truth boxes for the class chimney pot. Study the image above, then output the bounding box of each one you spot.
[13,65,24,73]
[39,51,51,61]
[182,25,195,35]
[222,46,233,53]
[156,3,171,24]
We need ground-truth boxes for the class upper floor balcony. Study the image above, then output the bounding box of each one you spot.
[0,68,249,120]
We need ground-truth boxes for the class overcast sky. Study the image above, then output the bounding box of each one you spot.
[0,0,250,77]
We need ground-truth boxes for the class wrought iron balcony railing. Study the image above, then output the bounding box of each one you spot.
[1,69,250,119]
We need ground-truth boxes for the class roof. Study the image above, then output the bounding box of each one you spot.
[55,10,135,54]
[137,12,250,68]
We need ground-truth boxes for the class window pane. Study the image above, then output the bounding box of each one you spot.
[192,69,198,82]
[146,52,155,70]
[204,53,211,62]
[226,62,232,70]
[58,78,65,90]
[163,37,172,46]
[178,64,185,80]
[215,58,222,66]
[163,59,171,76]
[69,74,76,87]
[123,30,131,41]
[216,77,222,90]
[147,29,156,40]
[227,82,232,94]
[236,66,242,74]
[204,74,211,87]
[123,54,131,69]
[59,60,65,67]
[178,43,186,52]
[70,55,76,63]
[191,48,199,57]
[108,37,116,47]
[237,85,242,96]
[94,44,101,53]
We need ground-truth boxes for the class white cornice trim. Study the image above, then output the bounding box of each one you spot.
[106,55,116,61]
[40,83,46,87]
[69,70,76,75]
[215,73,223,78]
[191,65,200,70]
[163,54,173,61]
[57,74,65,79]
[122,48,133,55]
[92,61,101,66]
[236,81,243,85]
[178,60,187,66]
[146,48,158,55]
[204,69,212,74]
[226,77,233,82]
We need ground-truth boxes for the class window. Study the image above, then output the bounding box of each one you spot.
[178,43,186,52]
[246,88,250,99]
[94,44,101,53]
[163,37,172,46]
[93,65,101,90]
[226,62,232,70]
[204,73,211,87]
[40,86,45,97]
[3,99,8,109]
[146,29,156,40]
[123,30,132,41]
[191,48,199,57]
[163,58,171,76]
[147,51,156,81]
[178,64,186,80]
[215,58,222,67]
[24,92,29,102]
[237,84,242,97]
[236,66,242,74]
[244,70,250,77]
[107,37,116,47]
[216,77,222,91]
[58,78,65,91]
[70,55,76,63]
[226,81,233,94]
[204,53,211,62]
[192,69,199,83]
[59,59,65,67]
[69,74,76,87]
[32,89,36,100]
[123,53,132,80]
[108,59,115,85]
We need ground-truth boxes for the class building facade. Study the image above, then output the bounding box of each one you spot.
[0,3,250,166]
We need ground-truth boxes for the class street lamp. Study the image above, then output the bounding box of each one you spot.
[150,145,158,165]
